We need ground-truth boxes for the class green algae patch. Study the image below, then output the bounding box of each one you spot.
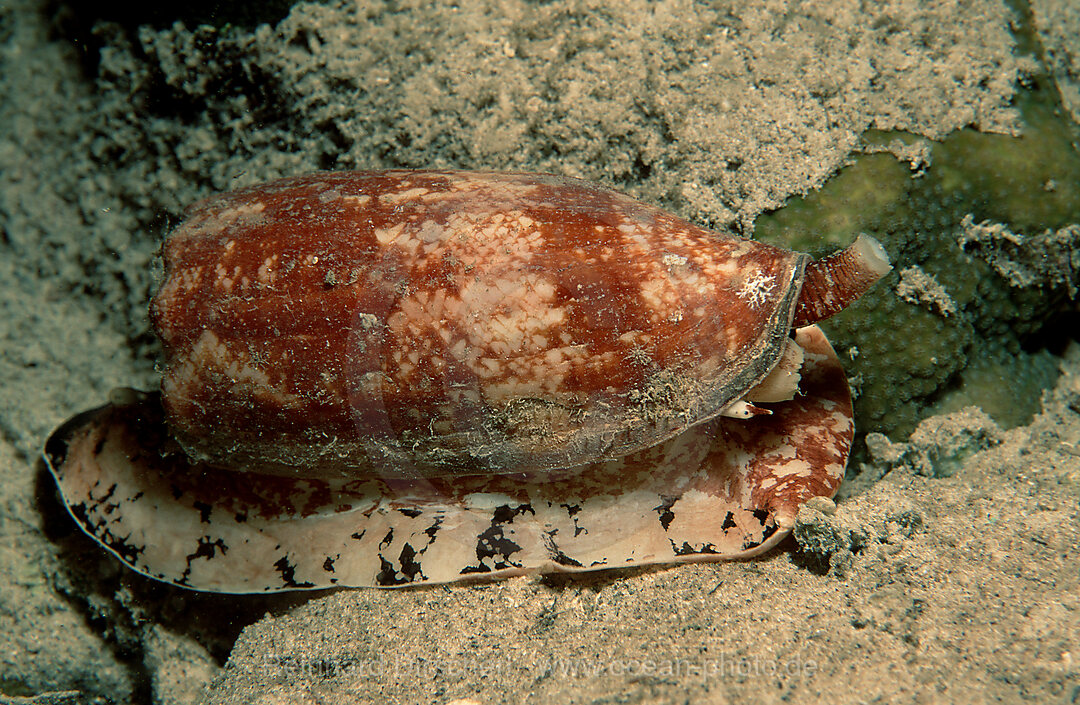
[755,84,1080,440]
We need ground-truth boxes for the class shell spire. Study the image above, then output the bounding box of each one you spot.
[791,234,891,327]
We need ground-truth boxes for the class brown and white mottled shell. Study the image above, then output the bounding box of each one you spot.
[150,170,806,479]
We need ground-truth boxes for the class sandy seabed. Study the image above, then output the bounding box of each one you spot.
[0,0,1077,703]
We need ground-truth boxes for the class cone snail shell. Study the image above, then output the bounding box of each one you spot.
[44,170,890,591]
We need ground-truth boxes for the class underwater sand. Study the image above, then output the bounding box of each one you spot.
[0,0,1077,703]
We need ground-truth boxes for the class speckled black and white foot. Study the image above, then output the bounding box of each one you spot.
[43,325,851,593]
